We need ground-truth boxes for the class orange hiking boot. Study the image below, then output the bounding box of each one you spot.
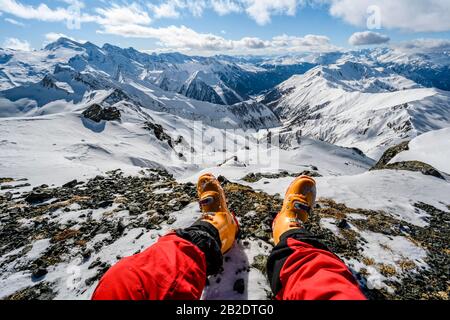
[197,173,239,254]
[272,176,317,245]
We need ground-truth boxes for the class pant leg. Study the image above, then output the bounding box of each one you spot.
[267,229,367,300]
[92,223,223,300]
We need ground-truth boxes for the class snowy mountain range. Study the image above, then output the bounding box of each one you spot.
[0,38,449,300]
[261,60,450,158]
[0,38,314,106]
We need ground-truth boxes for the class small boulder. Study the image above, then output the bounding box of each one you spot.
[25,189,53,204]
[63,180,79,188]
[337,219,350,229]
[83,104,121,123]
[31,267,48,280]
[233,279,245,294]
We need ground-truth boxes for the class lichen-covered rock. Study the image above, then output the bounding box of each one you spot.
[372,141,444,179]
[372,141,410,170]
[382,161,444,180]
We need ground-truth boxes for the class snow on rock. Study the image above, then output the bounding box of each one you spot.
[318,171,450,227]
[345,230,428,294]
[389,127,450,174]
[319,216,428,294]
[358,231,427,268]
[246,170,450,227]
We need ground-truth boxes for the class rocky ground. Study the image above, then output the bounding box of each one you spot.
[0,169,449,300]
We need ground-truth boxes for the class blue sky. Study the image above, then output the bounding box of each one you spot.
[1,0,450,55]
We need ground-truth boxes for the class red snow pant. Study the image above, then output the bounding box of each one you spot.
[92,229,366,300]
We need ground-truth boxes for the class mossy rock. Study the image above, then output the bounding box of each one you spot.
[372,141,410,170]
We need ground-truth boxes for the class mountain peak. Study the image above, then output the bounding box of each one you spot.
[44,37,83,51]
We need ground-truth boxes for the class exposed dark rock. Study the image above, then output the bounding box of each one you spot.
[63,180,79,188]
[127,203,142,215]
[217,175,231,185]
[85,263,111,286]
[144,121,174,148]
[242,170,322,183]
[25,188,54,204]
[88,258,103,270]
[1,183,31,190]
[233,278,245,294]
[31,267,48,280]
[337,219,350,229]
[4,282,56,300]
[372,141,410,170]
[382,161,444,180]
[83,104,121,123]
[98,200,114,208]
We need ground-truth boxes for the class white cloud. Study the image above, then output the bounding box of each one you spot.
[148,0,300,24]
[148,2,180,19]
[99,24,234,51]
[348,31,390,46]
[0,0,95,24]
[96,3,152,26]
[98,22,338,54]
[273,34,332,47]
[4,17,25,26]
[3,0,450,36]
[2,37,31,51]
[236,37,271,49]
[184,0,208,17]
[392,39,450,54]
[325,0,450,32]
[245,0,298,25]
[210,0,242,15]
[148,0,208,18]
[0,0,69,21]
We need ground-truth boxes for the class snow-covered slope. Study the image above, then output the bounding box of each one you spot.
[262,60,450,158]
[0,61,280,130]
[389,127,450,174]
[0,45,79,91]
[370,48,450,91]
[253,48,450,91]
[0,97,373,187]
